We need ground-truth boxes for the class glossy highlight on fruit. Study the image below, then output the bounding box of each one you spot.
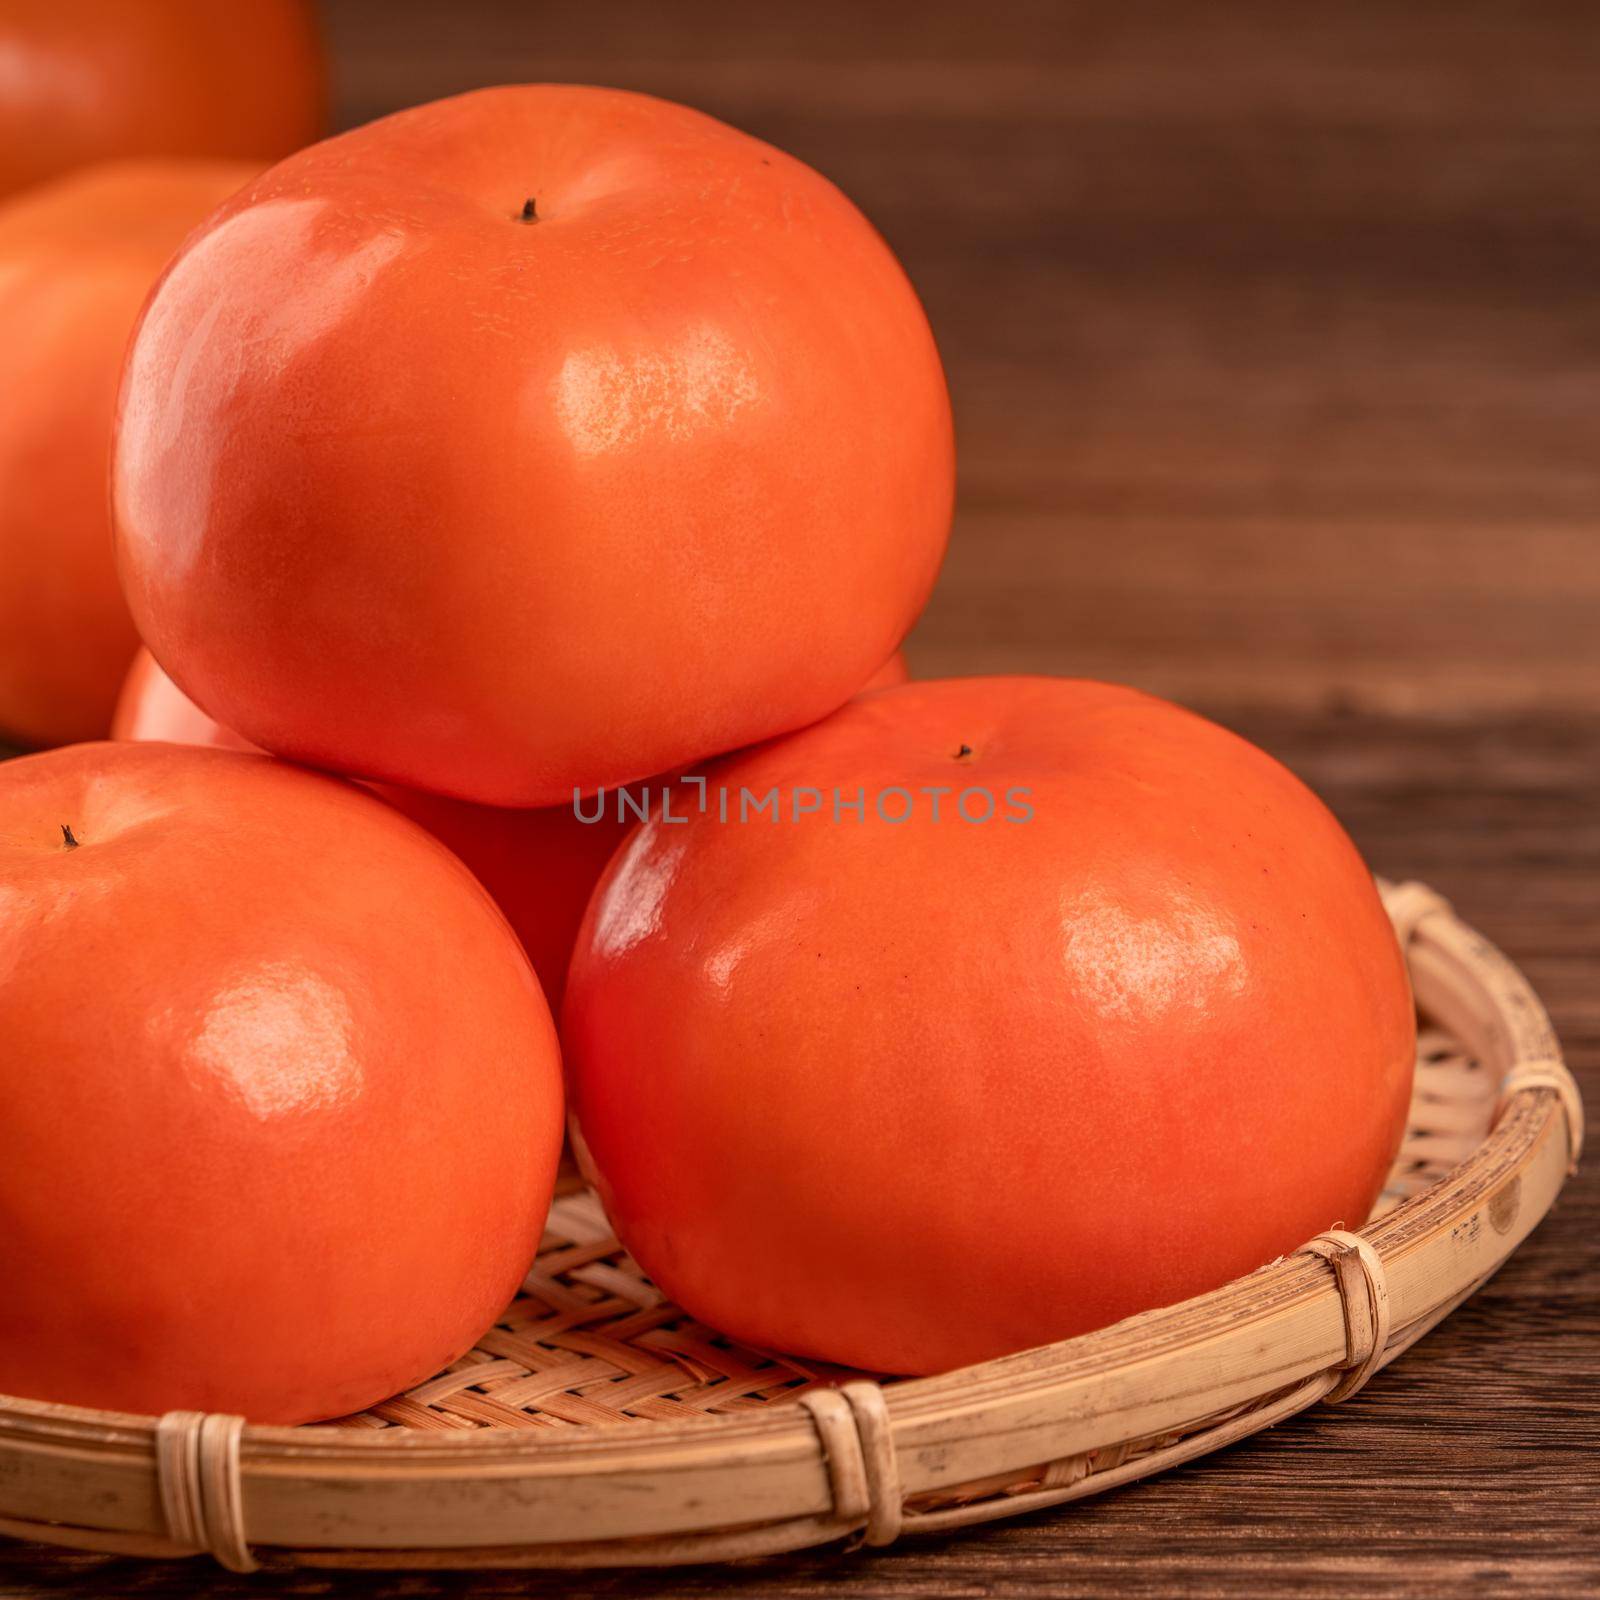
[0,741,563,1423]
[114,85,953,804]
[564,677,1417,1375]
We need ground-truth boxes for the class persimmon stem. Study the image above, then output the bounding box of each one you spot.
[60,824,79,849]
[520,197,539,222]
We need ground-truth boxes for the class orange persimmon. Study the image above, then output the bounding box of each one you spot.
[113,649,629,1011]
[0,741,563,1422]
[861,650,912,692]
[564,678,1416,1374]
[0,160,257,747]
[114,86,953,805]
[0,0,323,197]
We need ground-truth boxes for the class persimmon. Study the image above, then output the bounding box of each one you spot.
[112,648,632,1011]
[0,160,257,747]
[112,646,257,754]
[113,85,954,805]
[0,741,563,1423]
[0,0,323,197]
[111,647,906,1008]
[861,651,912,692]
[564,678,1416,1374]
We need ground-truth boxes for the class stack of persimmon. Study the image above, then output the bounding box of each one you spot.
[0,29,1414,1425]
[0,0,325,746]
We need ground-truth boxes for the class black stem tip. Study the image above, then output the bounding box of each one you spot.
[954,743,974,760]
[519,197,539,222]
[60,823,80,849]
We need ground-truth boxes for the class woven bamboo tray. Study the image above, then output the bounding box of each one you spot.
[0,879,1582,1573]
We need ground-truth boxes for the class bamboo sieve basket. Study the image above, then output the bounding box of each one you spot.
[0,879,1582,1573]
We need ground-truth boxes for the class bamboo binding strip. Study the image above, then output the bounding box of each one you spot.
[153,1413,256,1574]
[798,1382,902,1548]
[1300,1232,1390,1402]
[0,878,1582,1572]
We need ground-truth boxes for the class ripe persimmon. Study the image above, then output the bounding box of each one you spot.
[0,0,323,197]
[861,651,912,692]
[113,650,911,1002]
[114,86,953,805]
[0,741,563,1422]
[564,678,1416,1374]
[0,160,257,747]
[113,648,630,1011]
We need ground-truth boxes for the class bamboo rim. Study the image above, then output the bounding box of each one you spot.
[0,879,1581,1572]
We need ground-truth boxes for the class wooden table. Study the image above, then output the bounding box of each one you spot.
[4,1,1596,1594]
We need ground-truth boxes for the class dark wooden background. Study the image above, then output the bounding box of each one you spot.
[5,1,1597,1595]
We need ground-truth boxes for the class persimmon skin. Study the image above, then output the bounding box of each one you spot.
[564,677,1416,1375]
[110,648,906,1007]
[112,646,258,754]
[0,0,323,197]
[0,741,563,1423]
[860,650,912,692]
[112,648,629,1012]
[113,85,954,805]
[0,161,257,748]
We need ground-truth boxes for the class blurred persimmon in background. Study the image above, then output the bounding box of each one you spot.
[0,0,324,198]
[0,160,258,748]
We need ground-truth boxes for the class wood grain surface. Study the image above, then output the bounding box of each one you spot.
[4,1,1597,1595]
